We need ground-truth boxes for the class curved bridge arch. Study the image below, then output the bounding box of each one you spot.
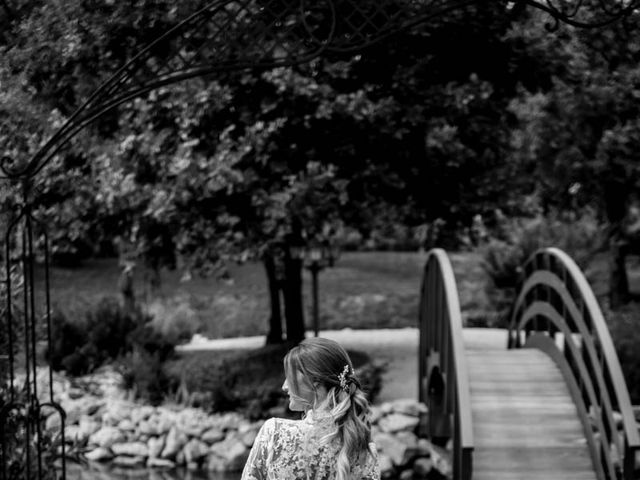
[419,247,640,480]
[509,248,640,480]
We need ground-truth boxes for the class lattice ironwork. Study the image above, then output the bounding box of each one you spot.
[2,0,640,479]
[518,0,640,29]
[2,0,638,181]
[1,189,65,480]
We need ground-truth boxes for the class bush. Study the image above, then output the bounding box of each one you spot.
[120,347,175,405]
[479,209,606,327]
[47,295,182,402]
[47,297,142,376]
[606,303,640,404]
[0,385,59,480]
[146,297,200,345]
[118,322,179,404]
[166,346,385,420]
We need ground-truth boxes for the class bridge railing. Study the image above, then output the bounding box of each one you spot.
[418,248,473,480]
[508,247,640,480]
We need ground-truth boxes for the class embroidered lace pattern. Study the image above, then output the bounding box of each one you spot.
[241,414,380,480]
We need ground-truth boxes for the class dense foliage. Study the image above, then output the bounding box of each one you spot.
[166,345,384,420]
[2,2,640,341]
[46,296,178,404]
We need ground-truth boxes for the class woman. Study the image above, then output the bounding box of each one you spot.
[241,337,380,480]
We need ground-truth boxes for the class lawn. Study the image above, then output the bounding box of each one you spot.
[35,250,491,340]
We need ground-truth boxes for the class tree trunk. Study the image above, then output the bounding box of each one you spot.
[263,254,283,344]
[609,236,630,309]
[283,251,305,345]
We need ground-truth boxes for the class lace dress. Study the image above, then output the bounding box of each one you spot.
[241,413,380,480]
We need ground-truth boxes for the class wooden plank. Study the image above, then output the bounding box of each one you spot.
[473,471,597,480]
[467,348,597,480]
[473,446,594,469]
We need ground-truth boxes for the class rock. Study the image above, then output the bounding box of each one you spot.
[413,457,434,477]
[208,437,250,471]
[183,439,209,463]
[77,415,101,440]
[380,402,394,414]
[112,455,145,468]
[428,442,452,477]
[391,399,428,417]
[399,468,414,480]
[63,425,82,443]
[182,424,206,438]
[85,447,114,462]
[374,432,416,467]
[202,428,225,444]
[89,426,126,448]
[161,426,188,459]
[67,387,85,399]
[206,456,226,472]
[378,453,395,479]
[147,436,166,459]
[216,412,245,431]
[416,438,432,457]
[131,406,155,425]
[111,442,149,457]
[378,413,420,433]
[370,405,384,424]
[147,457,176,469]
[138,420,159,436]
[102,401,134,426]
[394,431,418,447]
[118,419,136,432]
[155,412,174,435]
[62,397,100,425]
[240,427,261,447]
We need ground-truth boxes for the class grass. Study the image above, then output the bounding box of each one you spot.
[34,251,490,339]
[34,249,640,340]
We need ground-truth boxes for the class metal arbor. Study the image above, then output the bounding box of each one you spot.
[1,1,639,478]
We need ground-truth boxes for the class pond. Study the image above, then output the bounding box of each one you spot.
[65,463,241,480]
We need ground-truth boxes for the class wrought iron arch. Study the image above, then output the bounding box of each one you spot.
[2,0,639,478]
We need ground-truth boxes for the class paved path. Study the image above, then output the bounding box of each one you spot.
[178,328,509,404]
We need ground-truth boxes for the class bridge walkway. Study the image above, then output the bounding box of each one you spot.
[467,346,596,480]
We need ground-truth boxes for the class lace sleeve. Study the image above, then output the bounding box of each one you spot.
[241,418,275,480]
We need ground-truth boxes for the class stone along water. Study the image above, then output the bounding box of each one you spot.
[66,463,241,480]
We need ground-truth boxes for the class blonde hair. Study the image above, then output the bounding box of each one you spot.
[284,337,373,480]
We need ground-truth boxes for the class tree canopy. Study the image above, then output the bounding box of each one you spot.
[2,1,640,335]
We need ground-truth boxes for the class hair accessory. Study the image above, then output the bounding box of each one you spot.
[338,364,356,392]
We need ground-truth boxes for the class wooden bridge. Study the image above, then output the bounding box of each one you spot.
[418,248,640,480]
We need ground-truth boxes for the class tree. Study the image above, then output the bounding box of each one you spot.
[3,0,612,341]
[505,9,640,307]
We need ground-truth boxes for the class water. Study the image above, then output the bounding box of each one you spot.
[64,463,241,480]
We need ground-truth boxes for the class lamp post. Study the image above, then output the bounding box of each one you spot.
[302,241,338,337]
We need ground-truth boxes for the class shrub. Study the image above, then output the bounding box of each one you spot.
[0,385,59,480]
[120,347,175,406]
[115,316,179,404]
[47,297,146,376]
[479,209,605,327]
[166,346,385,420]
[146,297,200,345]
[606,303,640,404]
